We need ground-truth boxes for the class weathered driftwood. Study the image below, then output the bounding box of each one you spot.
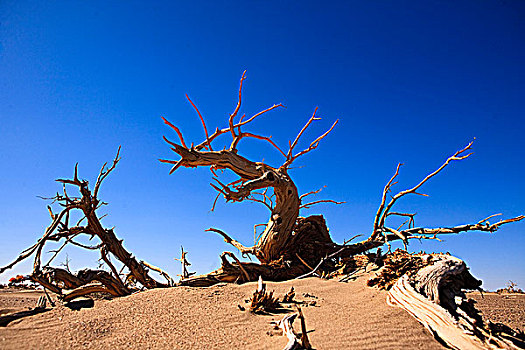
[387,254,522,350]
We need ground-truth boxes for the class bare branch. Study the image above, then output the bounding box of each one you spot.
[141,260,175,286]
[253,223,266,245]
[246,194,273,212]
[373,140,474,241]
[44,237,74,268]
[295,253,314,270]
[283,118,339,169]
[186,94,212,151]
[94,146,121,200]
[300,199,345,209]
[342,234,363,245]
[299,186,326,200]
[210,171,277,203]
[380,214,525,244]
[287,107,320,159]
[191,103,283,152]
[223,251,251,282]
[387,212,417,230]
[1,206,75,275]
[233,132,287,158]
[47,205,55,220]
[101,248,128,291]
[477,213,502,224]
[229,70,246,139]
[69,240,104,250]
[238,103,284,127]
[372,163,402,239]
[205,227,257,256]
[158,158,184,175]
[162,117,188,148]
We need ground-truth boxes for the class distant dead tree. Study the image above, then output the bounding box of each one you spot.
[159,71,524,287]
[0,148,169,301]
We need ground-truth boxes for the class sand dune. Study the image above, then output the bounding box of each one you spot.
[0,275,447,349]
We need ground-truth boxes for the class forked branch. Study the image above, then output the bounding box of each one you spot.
[372,140,474,241]
[364,140,525,250]
[282,111,339,169]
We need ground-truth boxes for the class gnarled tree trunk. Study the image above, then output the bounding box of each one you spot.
[160,72,522,287]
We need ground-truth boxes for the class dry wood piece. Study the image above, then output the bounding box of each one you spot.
[282,287,296,303]
[367,250,435,290]
[0,149,171,301]
[249,276,280,314]
[174,246,195,281]
[141,261,175,286]
[276,306,312,350]
[387,254,522,350]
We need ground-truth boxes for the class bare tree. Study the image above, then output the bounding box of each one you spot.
[160,71,524,287]
[0,148,168,301]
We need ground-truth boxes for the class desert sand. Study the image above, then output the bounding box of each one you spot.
[467,292,525,331]
[0,274,445,350]
[1,275,523,349]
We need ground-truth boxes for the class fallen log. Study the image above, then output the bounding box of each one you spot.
[387,254,522,350]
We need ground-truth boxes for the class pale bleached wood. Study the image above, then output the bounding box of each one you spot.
[387,255,521,350]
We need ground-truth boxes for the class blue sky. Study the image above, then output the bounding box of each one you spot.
[0,1,523,290]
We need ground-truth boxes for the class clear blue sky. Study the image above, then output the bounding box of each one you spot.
[0,1,523,290]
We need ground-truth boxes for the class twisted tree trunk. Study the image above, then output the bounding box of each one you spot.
[161,72,523,288]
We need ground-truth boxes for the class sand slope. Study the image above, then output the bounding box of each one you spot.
[0,276,444,349]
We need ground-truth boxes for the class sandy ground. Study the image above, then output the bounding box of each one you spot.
[467,291,525,331]
[1,275,445,350]
[1,279,523,349]
[0,289,47,316]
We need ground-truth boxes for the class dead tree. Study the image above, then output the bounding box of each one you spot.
[160,72,524,286]
[0,148,168,301]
